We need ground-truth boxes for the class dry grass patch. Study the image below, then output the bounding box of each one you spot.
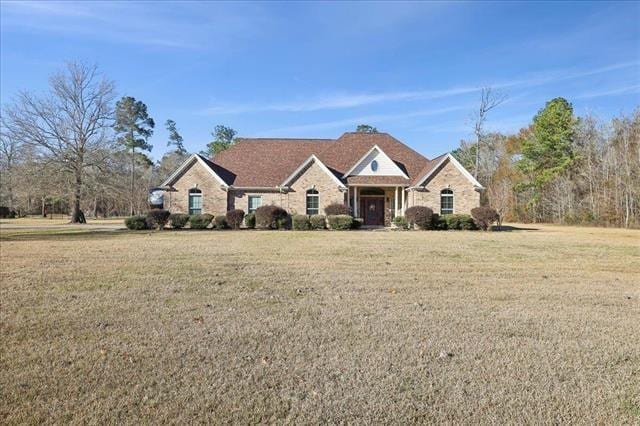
[1,224,639,423]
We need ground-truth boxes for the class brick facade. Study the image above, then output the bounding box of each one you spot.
[287,161,345,215]
[407,159,480,214]
[163,160,228,215]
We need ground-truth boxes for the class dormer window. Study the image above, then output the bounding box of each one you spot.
[371,160,378,172]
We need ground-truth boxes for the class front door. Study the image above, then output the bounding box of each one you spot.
[361,198,385,226]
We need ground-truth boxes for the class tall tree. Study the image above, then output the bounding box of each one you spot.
[114,96,155,215]
[355,124,378,133]
[472,87,506,179]
[517,97,578,212]
[205,125,236,157]
[165,119,186,155]
[3,62,115,223]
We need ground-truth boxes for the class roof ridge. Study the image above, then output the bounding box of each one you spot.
[235,137,335,142]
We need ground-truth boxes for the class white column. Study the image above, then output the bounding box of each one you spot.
[354,187,358,217]
[394,186,398,217]
[401,187,405,215]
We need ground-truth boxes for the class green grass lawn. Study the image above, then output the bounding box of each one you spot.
[1,224,639,423]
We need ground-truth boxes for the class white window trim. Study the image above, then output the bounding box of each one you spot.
[247,195,262,213]
[306,189,320,215]
[188,189,203,215]
[440,189,454,215]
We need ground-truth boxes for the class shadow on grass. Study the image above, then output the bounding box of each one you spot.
[0,229,134,242]
[492,225,540,232]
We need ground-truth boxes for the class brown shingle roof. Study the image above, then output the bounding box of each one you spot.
[209,133,438,187]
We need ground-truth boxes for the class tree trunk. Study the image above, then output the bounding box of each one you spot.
[70,167,85,223]
[130,144,135,216]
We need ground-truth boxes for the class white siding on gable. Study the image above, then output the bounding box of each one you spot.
[348,148,407,177]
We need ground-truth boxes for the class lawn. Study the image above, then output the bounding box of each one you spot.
[1,224,638,423]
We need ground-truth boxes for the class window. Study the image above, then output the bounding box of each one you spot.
[371,160,379,172]
[440,189,453,215]
[188,188,202,215]
[306,189,319,215]
[248,195,262,213]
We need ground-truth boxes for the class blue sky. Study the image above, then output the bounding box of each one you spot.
[1,1,639,159]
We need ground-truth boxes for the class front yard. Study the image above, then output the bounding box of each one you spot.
[1,225,638,423]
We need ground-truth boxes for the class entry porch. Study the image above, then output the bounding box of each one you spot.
[347,186,408,227]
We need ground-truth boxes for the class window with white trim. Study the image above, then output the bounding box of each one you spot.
[188,188,202,215]
[248,195,262,213]
[306,189,319,215]
[440,189,453,215]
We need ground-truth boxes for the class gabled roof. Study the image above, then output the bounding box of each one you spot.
[410,153,484,189]
[162,154,229,188]
[281,155,346,189]
[342,144,410,179]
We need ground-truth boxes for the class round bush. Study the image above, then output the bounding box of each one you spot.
[213,215,228,229]
[255,205,289,229]
[225,209,245,229]
[189,213,213,229]
[431,214,448,230]
[146,209,171,230]
[125,215,148,230]
[310,214,326,230]
[324,203,352,216]
[169,213,189,229]
[471,207,499,231]
[405,206,433,230]
[244,213,256,229]
[444,214,476,230]
[393,215,408,229]
[327,214,353,230]
[292,214,311,230]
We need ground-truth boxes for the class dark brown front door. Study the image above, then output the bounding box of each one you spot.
[361,197,385,226]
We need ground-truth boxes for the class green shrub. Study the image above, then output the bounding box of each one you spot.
[324,203,352,216]
[471,207,499,231]
[392,215,408,229]
[292,214,311,230]
[405,206,433,230]
[146,209,171,230]
[169,213,189,229]
[351,217,363,229]
[310,214,326,230]
[213,215,228,229]
[225,209,245,230]
[431,214,448,230]
[255,205,289,229]
[444,214,477,230]
[189,213,213,229]
[125,215,148,230]
[327,214,353,230]
[244,213,256,229]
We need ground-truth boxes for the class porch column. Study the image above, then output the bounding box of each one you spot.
[354,187,358,217]
[401,187,405,215]
[394,186,399,217]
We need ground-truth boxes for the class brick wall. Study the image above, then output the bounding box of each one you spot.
[164,159,228,215]
[407,159,480,214]
[287,161,345,215]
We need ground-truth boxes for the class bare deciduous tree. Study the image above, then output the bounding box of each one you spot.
[472,87,506,180]
[4,62,115,222]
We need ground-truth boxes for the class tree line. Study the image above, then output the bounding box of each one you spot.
[0,62,237,222]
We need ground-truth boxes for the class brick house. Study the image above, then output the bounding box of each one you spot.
[161,132,482,226]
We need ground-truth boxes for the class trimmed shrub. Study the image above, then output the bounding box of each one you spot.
[0,206,16,219]
[405,206,433,230]
[352,217,363,229]
[189,213,213,229]
[125,215,148,230]
[393,215,408,229]
[255,205,289,229]
[431,214,448,230]
[327,214,353,230]
[324,203,352,216]
[213,215,228,229]
[244,213,256,229]
[292,214,311,230]
[444,214,477,230]
[471,206,500,231]
[146,209,171,230]
[310,214,326,230]
[169,213,189,229]
[225,209,245,230]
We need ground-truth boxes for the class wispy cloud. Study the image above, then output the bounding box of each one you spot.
[574,84,640,100]
[200,60,639,115]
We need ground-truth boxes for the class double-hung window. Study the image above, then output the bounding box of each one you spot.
[440,189,453,215]
[188,188,202,215]
[248,195,262,213]
[306,189,319,215]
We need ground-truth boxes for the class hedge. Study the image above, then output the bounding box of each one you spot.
[471,207,500,231]
[310,214,326,230]
[392,215,408,229]
[189,213,213,229]
[292,214,311,230]
[244,213,256,229]
[146,209,171,230]
[324,203,351,216]
[169,213,189,229]
[125,215,148,230]
[405,206,433,230]
[444,214,477,230]
[327,214,353,230]
[255,205,289,229]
